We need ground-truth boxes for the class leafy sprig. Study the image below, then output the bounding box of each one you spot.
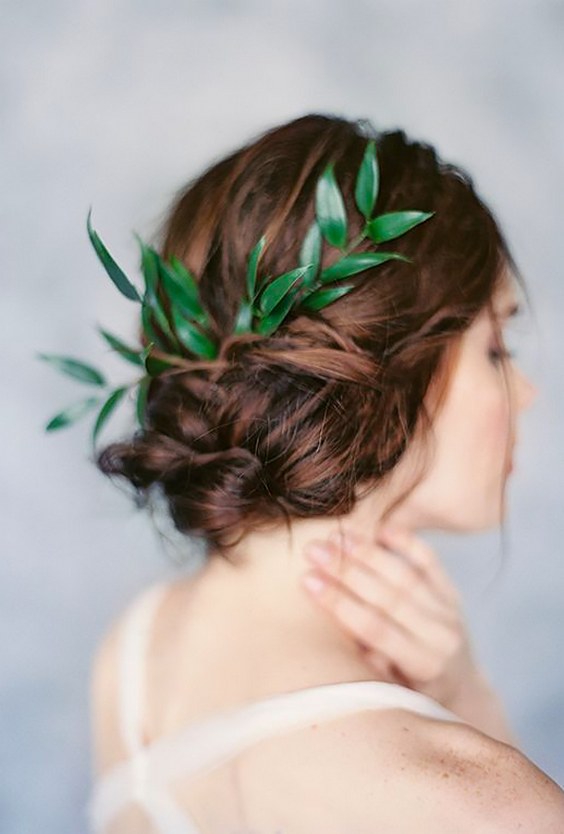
[37,140,434,446]
[232,140,433,332]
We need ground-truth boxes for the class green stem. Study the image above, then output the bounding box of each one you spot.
[343,230,368,256]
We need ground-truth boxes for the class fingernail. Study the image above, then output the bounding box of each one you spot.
[305,543,332,565]
[330,534,357,556]
[302,574,326,594]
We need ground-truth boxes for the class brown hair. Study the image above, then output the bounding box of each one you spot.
[95,114,524,561]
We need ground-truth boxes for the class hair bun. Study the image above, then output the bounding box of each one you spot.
[97,378,268,546]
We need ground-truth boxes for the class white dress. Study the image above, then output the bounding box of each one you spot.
[87,581,466,833]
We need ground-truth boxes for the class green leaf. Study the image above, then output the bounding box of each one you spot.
[157,257,208,326]
[135,240,182,349]
[141,298,166,350]
[139,283,180,351]
[365,211,435,244]
[37,353,107,386]
[138,244,180,342]
[136,240,178,350]
[168,257,207,320]
[139,342,176,377]
[145,355,176,376]
[44,396,101,431]
[148,298,179,347]
[87,210,141,302]
[137,236,159,297]
[92,386,128,447]
[258,266,311,316]
[136,376,151,428]
[315,163,347,249]
[320,251,411,283]
[170,307,217,358]
[246,236,266,301]
[355,140,379,220]
[255,285,301,337]
[97,327,144,366]
[299,221,322,282]
[301,284,356,311]
[140,341,155,364]
[233,298,253,334]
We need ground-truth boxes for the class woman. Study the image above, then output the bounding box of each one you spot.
[87,114,564,832]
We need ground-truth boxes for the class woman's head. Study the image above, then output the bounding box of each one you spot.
[96,113,536,559]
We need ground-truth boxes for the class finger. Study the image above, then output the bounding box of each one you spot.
[362,649,395,680]
[302,556,458,657]
[305,548,437,639]
[326,535,455,624]
[307,577,441,684]
[376,527,461,606]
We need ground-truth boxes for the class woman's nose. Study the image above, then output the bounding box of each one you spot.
[515,368,538,411]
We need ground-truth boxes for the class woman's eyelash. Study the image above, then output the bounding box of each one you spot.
[489,347,516,363]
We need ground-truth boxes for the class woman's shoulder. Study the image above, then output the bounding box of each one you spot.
[234,705,564,832]
[90,581,564,830]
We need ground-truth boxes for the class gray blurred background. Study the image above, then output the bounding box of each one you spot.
[3,0,564,831]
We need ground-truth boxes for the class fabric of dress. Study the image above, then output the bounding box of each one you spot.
[87,580,466,833]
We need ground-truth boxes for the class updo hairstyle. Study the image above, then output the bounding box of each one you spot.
[95,114,521,560]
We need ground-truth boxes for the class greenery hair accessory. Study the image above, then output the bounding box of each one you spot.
[37,140,434,453]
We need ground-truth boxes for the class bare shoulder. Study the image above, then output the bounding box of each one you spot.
[238,706,564,833]
[404,714,564,832]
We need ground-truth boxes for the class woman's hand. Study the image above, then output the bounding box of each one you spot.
[301,525,520,746]
[301,526,495,716]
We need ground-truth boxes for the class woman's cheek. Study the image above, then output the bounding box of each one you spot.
[482,397,512,495]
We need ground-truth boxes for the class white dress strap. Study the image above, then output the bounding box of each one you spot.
[118,581,172,755]
[143,680,464,786]
[90,580,203,833]
[90,679,465,831]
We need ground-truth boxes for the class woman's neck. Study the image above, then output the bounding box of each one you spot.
[200,480,418,666]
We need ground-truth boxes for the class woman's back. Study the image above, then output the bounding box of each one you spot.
[89,574,564,833]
